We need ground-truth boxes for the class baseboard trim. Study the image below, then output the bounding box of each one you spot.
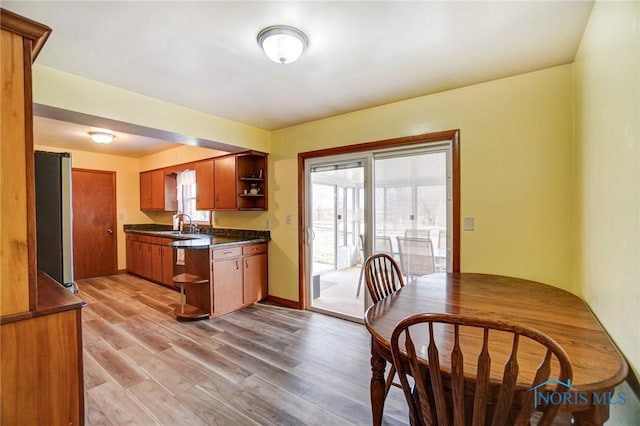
[265,295,301,309]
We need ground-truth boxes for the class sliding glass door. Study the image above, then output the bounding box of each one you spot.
[307,158,366,319]
[374,149,450,279]
[305,143,452,322]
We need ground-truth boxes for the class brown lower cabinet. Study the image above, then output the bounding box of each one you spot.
[125,233,175,287]
[175,242,268,317]
[126,233,268,317]
[211,243,267,315]
[212,251,244,315]
[161,246,175,287]
[242,243,268,304]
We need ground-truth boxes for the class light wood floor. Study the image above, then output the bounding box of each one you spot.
[78,274,572,426]
[77,274,410,425]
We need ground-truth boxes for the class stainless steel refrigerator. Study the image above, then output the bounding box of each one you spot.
[35,151,75,292]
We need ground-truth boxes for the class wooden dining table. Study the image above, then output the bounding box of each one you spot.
[364,273,629,426]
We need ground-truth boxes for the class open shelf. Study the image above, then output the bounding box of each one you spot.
[236,151,268,211]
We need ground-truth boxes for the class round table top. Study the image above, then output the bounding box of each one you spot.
[365,272,628,392]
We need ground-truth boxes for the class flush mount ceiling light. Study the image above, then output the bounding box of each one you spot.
[257,25,308,64]
[89,131,115,144]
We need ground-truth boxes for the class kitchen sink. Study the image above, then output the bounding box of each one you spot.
[154,230,205,239]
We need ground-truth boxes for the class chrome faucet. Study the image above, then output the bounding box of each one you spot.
[176,213,192,234]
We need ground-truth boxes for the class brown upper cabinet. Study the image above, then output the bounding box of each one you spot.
[140,169,177,211]
[214,155,237,210]
[194,155,238,210]
[195,159,214,210]
[145,150,268,212]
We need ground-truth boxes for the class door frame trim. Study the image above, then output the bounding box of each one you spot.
[297,129,460,309]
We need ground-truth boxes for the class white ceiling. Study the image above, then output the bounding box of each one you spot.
[4,1,594,158]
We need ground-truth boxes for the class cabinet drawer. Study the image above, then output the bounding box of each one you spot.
[126,233,151,243]
[243,243,266,256]
[212,246,242,260]
[149,236,163,245]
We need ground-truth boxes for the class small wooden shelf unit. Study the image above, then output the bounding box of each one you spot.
[173,273,210,320]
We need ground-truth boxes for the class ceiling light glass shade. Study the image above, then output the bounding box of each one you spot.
[89,131,115,144]
[257,25,308,64]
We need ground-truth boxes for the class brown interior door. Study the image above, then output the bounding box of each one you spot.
[72,168,117,279]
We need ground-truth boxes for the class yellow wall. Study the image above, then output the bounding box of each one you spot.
[269,66,575,301]
[573,0,640,421]
[34,145,150,270]
[32,65,271,153]
[139,144,228,172]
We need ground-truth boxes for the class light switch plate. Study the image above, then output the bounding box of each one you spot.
[464,217,474,231]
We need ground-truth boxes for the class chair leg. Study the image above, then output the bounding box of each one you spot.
[385,364,397,397]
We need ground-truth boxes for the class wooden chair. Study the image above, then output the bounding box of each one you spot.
[364,253,405,304]
[396,236,436,279]
[390,313,573,426]
[356,235,395,297]
[364,253,406,397]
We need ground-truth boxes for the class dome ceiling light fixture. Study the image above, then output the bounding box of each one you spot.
[89,131,116,144]
[257,25,308,65]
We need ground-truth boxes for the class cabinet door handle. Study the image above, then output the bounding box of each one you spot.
[235,260,240,270]
[245,259,249,268]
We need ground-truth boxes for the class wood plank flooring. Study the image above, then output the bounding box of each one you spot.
[77,274,572,425]
[77,274,410,425]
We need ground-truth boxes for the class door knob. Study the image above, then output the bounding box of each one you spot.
[107,228,113,234]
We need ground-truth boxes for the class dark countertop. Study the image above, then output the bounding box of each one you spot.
[124,227,269,250]
[168,233,268,249]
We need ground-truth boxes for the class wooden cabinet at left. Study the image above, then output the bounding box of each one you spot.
[2,273,85,425]
[140,169,177,211]
[0,9,85,425]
